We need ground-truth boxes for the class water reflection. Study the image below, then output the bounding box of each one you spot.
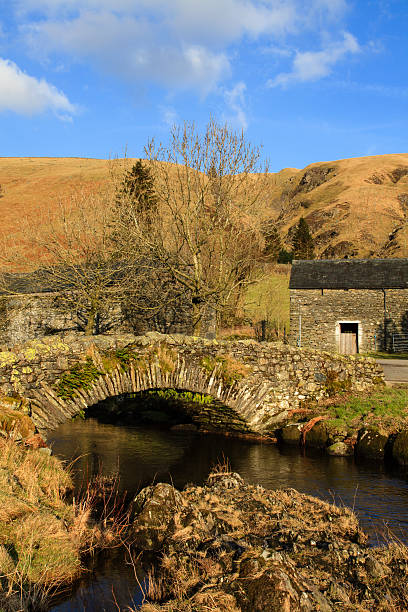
[48,418,408,541]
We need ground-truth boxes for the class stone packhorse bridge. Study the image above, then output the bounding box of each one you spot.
[0,332,383,436]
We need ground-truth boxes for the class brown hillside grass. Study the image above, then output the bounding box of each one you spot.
[274,153,408,257]
[2,153,408,260]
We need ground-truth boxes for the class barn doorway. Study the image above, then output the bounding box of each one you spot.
[339,322,359,354]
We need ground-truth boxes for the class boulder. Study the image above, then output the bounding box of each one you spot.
[392,430,408,466]
[355,428,390,460]
[280,423,302,445]
[131,483,183,550]
[305,421,329,449]
[232,555,333,612]
[326,442,352,456]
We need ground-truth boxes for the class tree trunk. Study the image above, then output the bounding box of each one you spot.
[85,310,96,336]
[192,302,203,336]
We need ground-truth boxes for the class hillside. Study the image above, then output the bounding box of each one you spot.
[1,154,408,258]
[269,153,408,258]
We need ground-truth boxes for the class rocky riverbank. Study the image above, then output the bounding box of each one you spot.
[278,386,408,463]
[132,470,408,612]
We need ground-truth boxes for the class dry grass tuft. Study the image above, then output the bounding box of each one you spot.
[0,439,129,611]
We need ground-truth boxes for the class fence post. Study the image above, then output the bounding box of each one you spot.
[298,314,302,347]
[261,319,266,342]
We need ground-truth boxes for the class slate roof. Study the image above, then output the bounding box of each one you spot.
[0,270,59,295]
[289,258,408,290]
[0,264,127,295]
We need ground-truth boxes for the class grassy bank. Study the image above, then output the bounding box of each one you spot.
[0,438,124,611]
[310,386,408,435]
[244,264,290,330]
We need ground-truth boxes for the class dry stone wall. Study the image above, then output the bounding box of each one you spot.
[0,332,384,436]
[0,293,193,346]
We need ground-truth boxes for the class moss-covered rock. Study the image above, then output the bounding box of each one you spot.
[327,423,349,444]
[0,406,35,440]
[326,441,352,456]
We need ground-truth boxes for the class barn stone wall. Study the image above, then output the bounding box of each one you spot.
[289,288,408,352]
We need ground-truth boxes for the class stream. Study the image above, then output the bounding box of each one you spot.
[47,410,408,611]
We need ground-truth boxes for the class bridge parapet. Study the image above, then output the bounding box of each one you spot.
[0,332,384,435]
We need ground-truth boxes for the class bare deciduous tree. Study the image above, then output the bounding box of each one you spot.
[0,185,140,335]
[112,119,269,335]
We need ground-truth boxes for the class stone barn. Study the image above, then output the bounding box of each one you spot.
[289,258,408,354]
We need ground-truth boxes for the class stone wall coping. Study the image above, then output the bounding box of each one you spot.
[0,331,380,366]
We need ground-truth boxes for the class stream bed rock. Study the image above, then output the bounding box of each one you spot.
[131,472,408,611]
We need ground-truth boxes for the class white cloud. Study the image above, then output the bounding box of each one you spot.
[308,0,348,20]
[17,1,357,95]
[159,105,178,128]
[224,81,248,130]
[23,10,230,93]
[18,0,298,43]
[269,32,360,87]
[0,57,76,117]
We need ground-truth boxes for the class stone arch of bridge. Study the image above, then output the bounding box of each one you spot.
[86,386,248,433]
[29,358,272,435]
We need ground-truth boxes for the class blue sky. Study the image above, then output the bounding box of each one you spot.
[0,0,407,170]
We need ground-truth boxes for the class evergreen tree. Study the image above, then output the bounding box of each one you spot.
[262,220,282,261]
[277,249,293,264]
[115,160,157,223]
[292,217,315,259]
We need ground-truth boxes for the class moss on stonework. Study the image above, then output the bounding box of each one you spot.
[56,358,104,401]
[201,355,252,387]
[324,368,352,397]
[0,351,18,367]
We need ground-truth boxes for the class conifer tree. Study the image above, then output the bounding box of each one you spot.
[292,217,315,259]
[115,159,157,226]
[262,220,282,260]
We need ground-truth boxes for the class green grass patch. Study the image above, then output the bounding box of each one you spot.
[243,265,290,332]
[324,387,408,433]
[363,352,408,360]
